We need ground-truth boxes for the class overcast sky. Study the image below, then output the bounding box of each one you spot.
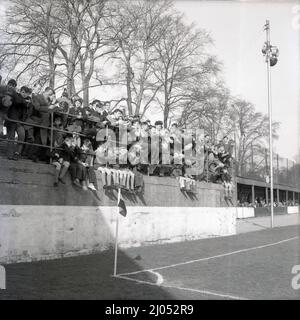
[175,0,300,160]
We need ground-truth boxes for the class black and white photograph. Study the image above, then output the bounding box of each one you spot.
[0,0,299,305]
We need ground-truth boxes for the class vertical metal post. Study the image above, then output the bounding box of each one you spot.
[113,188,121,277]
[206,156,209,182]
[234,129,237,174]
[265,20,274,228]
[50,112,54,164]
[252,184,255,206]
[293,191,295,205]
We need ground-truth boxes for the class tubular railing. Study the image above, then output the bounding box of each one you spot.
[0,112,98,157]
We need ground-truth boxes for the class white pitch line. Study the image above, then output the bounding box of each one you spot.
[118,236,299,277]
[114,274,248,300]
[149,270,164,285]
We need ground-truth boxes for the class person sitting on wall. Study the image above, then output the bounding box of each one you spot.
[221,135,234,166]
[79,138,97,191]
[69,138,88,190]
[51,135,73,187]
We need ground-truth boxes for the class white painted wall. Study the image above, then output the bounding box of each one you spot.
[0,205,236,264]
[236,207,255,219]
[287,206,299,214]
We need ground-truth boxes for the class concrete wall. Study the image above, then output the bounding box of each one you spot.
[0,205,236,264]
[0,158,227,207]
[287,206,299,214]
[236,207,255,219]
[0,158,237,264]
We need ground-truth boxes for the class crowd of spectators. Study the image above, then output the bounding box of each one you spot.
[0,78,235,193]
[237,199,299,208]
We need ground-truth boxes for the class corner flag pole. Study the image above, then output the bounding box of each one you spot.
[113,187,121,276]
[264,20,274,228]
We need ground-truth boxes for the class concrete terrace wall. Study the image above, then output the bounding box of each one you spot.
[0,158,227,207]
[0,158,237,264]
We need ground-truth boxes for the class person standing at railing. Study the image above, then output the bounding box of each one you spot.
[27,87,56,161]
[83,100,109,144]
[5,86,32,160]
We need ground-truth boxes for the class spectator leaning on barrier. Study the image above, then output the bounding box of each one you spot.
[31,87,56,144]
[27,87,56,161]
[6,86,32,160]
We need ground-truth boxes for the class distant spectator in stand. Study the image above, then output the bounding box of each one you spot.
[140,121,149,136]
[107,108,124,127]
[69,97,84,117]
[61,88,69,99]
[153,120,163,135]
[204,134,212,155]
[218,145,230,167]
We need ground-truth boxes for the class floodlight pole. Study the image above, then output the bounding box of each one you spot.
[264,20,274,228]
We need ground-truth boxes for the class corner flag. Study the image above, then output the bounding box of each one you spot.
[117,190,127,217]
[114,188,127,276]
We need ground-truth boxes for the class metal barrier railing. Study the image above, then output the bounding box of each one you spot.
[0,112,98,158]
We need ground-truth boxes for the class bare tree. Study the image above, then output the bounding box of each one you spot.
[229,98,280,175]
[179,82,230,139]
[150,14,216,127]
[107,0,174,116]
[1,0,119,102]
[0,0,62,88]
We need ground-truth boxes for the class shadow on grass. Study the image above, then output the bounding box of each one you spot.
[0,248,174,300]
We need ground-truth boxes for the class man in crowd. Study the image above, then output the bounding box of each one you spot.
[26,87,56,161]
[6,86,32,160]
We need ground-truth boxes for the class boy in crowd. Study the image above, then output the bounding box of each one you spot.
[79,138,97,191]
[51,135,73,187]
[52,115,65,148]
[67,118,82,147]
[29,87,56,143]
[7,79,17,91]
